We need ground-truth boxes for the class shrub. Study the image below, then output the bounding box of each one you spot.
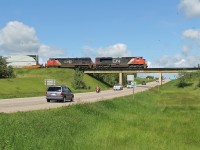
[0,56,15,78]
[71,69,87,89]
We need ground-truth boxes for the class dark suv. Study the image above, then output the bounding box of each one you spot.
[141,81,146,85]
[46,85,74,102]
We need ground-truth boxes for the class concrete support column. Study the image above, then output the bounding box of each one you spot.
[159,72,162,85]
[119,73,123,85]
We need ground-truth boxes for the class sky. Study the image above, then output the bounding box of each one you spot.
[0,0,200,68]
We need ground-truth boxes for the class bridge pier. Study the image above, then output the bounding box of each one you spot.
[159,72,162,85]
[119,73,123,85]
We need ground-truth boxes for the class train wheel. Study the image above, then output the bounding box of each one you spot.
[129,65,134,69]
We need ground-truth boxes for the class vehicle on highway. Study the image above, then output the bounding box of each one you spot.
[113,83,123,90]
[96,86,101,93]
[46,85,74,102]
[141,81,146,85]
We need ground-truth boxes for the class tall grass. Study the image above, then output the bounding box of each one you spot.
[1,79,200,149]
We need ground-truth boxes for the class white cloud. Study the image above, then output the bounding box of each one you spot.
[97,43,132,57]
[182,45,191,55]
[0,21,40,54]
[182,29,200,50]
[147,61,151,67]
[151,1,200,68]
[155,54,200,68]
[183,29,200,41]
[0,21,64,61]
[82,46,96,58]
[174,58,186,67]
[169,29,200,68]
[179,0,200,18]
[39,44,64,58]
[83,43,133,58]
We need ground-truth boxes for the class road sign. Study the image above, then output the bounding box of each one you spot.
[127,75,134,82]
[44,79,56,86]
[131,81,137,88]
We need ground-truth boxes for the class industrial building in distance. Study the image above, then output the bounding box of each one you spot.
[4,55,40,68]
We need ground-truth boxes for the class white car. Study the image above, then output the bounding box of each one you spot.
[113,83,123,90]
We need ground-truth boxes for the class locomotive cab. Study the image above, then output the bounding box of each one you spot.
[128,57,147,68]
[46,59,61,68]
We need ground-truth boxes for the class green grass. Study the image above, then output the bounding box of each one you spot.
[134,77,154,84]
[0,68,110,99]
[0,68,153,99]
[1,78,200,149]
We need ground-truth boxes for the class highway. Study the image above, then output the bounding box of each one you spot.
[0,81,163,113]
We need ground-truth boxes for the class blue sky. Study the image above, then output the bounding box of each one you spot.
[0,0,200,67]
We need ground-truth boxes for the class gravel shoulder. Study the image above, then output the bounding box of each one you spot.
[0,81,165,113]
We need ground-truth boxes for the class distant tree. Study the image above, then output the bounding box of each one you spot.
[177,77,187,88]
[71,69,87,89]
[0,56,15,78]
[146,76,154,79]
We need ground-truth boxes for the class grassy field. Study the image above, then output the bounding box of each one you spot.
[0,75,200,149]
[0,68,152,99]
[0,68,110,99]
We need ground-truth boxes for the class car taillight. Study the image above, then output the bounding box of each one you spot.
[61,92,64,96]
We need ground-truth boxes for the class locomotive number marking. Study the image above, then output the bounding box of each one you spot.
[113,58,121,64]
[64,60,72,64]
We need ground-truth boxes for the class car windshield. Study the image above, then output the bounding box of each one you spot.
[48,87,61,92]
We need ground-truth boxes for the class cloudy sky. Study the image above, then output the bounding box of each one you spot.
[0,0,200,67]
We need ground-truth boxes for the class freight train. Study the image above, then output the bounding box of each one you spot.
[46,57,148,69]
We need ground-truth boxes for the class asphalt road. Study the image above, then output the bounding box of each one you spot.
[0,81,162,113]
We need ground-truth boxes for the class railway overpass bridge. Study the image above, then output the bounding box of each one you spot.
[84,68,200,85]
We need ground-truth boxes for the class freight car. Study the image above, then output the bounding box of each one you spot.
[46,57,93,69]
[94,57,147,69]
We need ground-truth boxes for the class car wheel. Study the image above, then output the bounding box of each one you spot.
[71,96,74,102]
[63,97,66,103]
[47,99,50,102]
